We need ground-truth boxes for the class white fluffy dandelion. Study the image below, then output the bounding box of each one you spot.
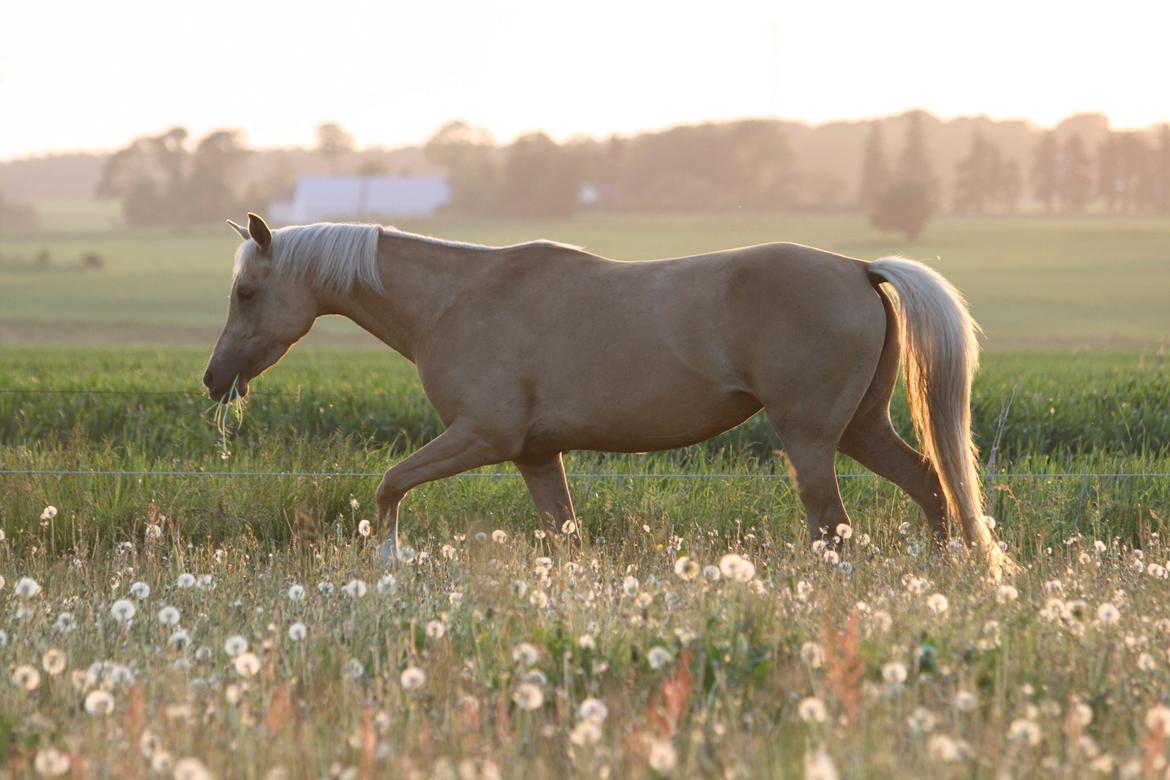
[647,646,673,670]
[41,648,67,676]
[673,556,699,581]
[647,738,677,772]
[158,606,180,626]
[288,622,307,641]
[12,664,41,691]
[176,573,196,588]
[578,697,608,723]
[14,576,41,599]
[798,696,827,723]
[513,682,544,711]
[718,553,756,582]
[129,581,151,600]
[926,593,949,615]
[224,635,248,657]
[342,579,368,599]
[287,584,305,601]
[400,666,427,691]
[233,652,261,678]
[110,599,136,623]
[84,689,116,716]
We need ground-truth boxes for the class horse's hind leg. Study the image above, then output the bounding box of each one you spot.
[839,413,950,544]
[836,284,951,543]
[515,452,577,539]
[767,414,851,545]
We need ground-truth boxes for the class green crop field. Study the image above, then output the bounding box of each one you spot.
[2,213,1169,346]
[2,215,1170,777]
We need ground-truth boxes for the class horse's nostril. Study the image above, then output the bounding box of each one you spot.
[203,368,214,388]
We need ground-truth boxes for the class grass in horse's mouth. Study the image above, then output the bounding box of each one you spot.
[204,376,246,460]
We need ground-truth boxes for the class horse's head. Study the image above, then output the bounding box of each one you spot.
[203,213,318,401]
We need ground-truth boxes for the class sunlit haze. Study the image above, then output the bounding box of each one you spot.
[2,0,1167,159]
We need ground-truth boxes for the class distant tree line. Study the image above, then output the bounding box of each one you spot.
[86,113,1170,232]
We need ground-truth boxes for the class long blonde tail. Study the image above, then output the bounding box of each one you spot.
[868,257,1011,576]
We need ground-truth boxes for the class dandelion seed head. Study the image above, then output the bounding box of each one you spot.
[42,648,67,676]
[647,646,673,670]
[342,579,368,599]
[12,664,41,691]
[129,581,150,600]
[400,666,427,691]
[84,689,116,715]
[800,641,825,669]
[234,652,261,678]
[288,622,307,641]
[34,746,71,777]
[798,696,827,723]
[647,738,677,772]
[357,519,371,537]
[14,576,41,599]
[224,635,248,657]
[158,606,180,626]
[110,599,137,623]
[41,506,58,521]
[176,573,196,588]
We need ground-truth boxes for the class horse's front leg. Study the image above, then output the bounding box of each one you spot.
[375,423,504,564]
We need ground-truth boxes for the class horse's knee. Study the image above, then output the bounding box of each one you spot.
[375,474,404,513]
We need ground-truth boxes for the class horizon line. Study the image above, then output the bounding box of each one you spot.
[3,108,1166,165]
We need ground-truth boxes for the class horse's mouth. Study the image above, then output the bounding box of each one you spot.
[208,378,250,403]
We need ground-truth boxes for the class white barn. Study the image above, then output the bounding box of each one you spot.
[268,175,450,223]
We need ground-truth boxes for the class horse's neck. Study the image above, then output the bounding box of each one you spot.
[328,231,484,361]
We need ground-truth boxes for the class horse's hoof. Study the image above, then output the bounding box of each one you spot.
[378,540,397,566]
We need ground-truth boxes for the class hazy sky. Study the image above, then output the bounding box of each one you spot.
[2,0,1166,160]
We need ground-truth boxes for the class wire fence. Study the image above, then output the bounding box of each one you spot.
[2,468,1169,480]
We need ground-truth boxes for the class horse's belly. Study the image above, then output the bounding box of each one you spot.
[531,388,762,455]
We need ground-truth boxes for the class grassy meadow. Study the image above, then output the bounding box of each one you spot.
[2,213,1170,777]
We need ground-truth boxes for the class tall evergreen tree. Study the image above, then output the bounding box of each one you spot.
[1031,132,1059,213]
[1058,134,1092,212]
[858,121,889,210]
[895,111,939,204]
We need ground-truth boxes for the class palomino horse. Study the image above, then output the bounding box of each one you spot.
[205,213,1009,577]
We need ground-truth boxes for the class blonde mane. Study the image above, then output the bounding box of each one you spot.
[236,223,384,294]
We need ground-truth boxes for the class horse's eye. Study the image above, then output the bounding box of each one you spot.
[237,287,257,301]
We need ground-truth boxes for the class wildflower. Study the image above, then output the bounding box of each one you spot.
[129,581,151,600]
[224,636,248,657]
[169,629,190,648]
[145,523,162,539]
[647,646,673,670]
[578,634,596,650]
[719,553,756,582]
[1139,652,1156,671]
[317,581,335,596]
[803,748,839,780]
[673,556,699,580]
[425,620,446,640]
[12,664,41,691]
[158,606,181,626]
[358,519,371,537]
[647,738,677,772]
[512,643,539,666]
[702,565,721,581]
[398,546,417,563]
[512,579,529,598]
[42,648,67,676]
[288,622,307,641]
[376,575,397,594]
[927,734,961,762]
[800,641,825,669]
[14,576,41,599]
[345,659,364,678]
[176,573,196,588]
[1008,718,1042,746]
[570,720,602,746]
[907,707,936,733]
[954,690,978,711]
[1071,700,1093,726]
[492,529,508,544]
[342,579,368,599]
[996,584,1019,604]
[926,593,949,615]
[798,696,828,723]
[53,612,77,633]
[41,506,58,521]
[84,689,116,715]
[110,599,137,622]
[139,729,161,758]
[234,652,261,677]
[578,698,608,723]
[173,757,212,780]
[529,590,549,609]
[882,661,907,685]
[1146,704,1170,736]
[622,575,640,596]
[400,666,427,691]
[287,584,305,601]
[835,523,852,540]
[34,746,71,776]
[838,561,854,575]
[561,520,577,534]
[1096,602,1121,626]
[441,544,456,559]
[196,575,214,590]
[513,682,544,710]
[349,496,360,511]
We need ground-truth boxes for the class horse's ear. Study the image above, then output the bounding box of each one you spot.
[226,219,249,241]
[247,213,273,252]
